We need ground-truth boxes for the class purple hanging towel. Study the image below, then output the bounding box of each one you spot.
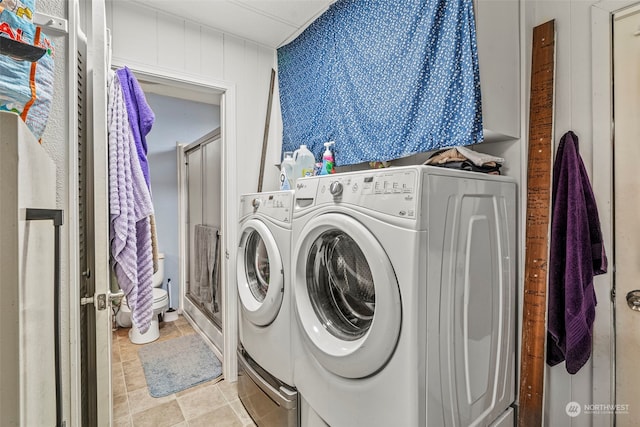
[116,66,155,189]
[546,130,607,374]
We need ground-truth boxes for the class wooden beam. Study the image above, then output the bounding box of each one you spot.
[257,68,276,192]
[518,19,556,427]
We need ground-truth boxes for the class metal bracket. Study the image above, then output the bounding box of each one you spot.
[33,12,68,35]
[96,294,107,311]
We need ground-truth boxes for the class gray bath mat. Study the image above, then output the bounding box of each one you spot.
[138,334,222,397]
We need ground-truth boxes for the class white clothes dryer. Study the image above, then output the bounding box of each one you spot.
[237,191,298,426]
[291,166,517,427]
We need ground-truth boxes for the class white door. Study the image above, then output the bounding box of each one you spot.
[613,7,640,424]
[85,0,113,424]
[293,213,401,379]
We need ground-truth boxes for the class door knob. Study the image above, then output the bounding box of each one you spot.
[626,290,640,311]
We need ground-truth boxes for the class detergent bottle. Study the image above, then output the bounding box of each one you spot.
[279,151,295,190]
[293,145,316,179]
[319,141,335,175]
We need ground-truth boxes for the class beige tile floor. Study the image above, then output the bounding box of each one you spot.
[112,315,256,427]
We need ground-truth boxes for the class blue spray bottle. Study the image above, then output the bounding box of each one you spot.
[320,141,335,175]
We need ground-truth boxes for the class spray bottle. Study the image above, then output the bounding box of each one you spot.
[320,141,335,175]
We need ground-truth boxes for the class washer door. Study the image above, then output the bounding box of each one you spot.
[294,213,401,379]
[237,219,284,326]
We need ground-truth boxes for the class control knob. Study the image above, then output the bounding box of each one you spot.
[329,181,343,197]
[252,198,261,209]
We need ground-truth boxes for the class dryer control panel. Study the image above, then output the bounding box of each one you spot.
[239,191,294,223]
[305,168,420,219]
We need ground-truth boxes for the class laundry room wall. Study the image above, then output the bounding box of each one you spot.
[525,1,613,426]
[105,0,283,195]
[144,93,220,309]
[32,0,73,421]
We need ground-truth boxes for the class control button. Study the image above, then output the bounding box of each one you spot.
[374,182,383,194]
[399,211,406,216]
[329,181,343,197]
[408,210,415,217]
[404,195,413,201]
[320,185,326,194]
[352,183,359,192]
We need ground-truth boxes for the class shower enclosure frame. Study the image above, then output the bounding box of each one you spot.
[178,129,225,356]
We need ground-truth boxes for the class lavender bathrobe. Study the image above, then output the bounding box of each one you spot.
[108,72,155,334]
[546,131,608,374]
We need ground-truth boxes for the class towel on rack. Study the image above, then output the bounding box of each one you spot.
[546,131,608,374]
[194,224,219,306]
[116,66,155,189]
[108,74,155,334]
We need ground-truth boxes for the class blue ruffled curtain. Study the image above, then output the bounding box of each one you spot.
[277,0,483,166]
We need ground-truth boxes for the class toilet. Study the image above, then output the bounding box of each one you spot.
[115,253,169,344]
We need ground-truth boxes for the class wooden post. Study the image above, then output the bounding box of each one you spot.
[518,19,556,427]
[257,68,276,192]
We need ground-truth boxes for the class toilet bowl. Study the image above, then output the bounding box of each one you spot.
[115,253,169,344]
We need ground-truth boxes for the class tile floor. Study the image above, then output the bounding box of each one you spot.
[112,315,256,427]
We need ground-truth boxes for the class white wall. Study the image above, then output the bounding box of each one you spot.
[106,0,283,195]
[525,2,614,426]
[35,0,73,422]
[144,93,220,308]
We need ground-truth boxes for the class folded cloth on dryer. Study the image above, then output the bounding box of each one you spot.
[424,146,504,174]
[546,130,607,374]
[107,72,155,334]
[194,224,219,305]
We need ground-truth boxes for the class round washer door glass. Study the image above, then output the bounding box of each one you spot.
[245,231,270,302]
[294,213,401,379]
[307,230,375,341]
[237,219,284,326]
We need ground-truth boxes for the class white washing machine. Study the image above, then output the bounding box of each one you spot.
[236,191,299,426]
[291,166,517,427]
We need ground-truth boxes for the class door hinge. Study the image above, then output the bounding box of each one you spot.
[611,287,616,303]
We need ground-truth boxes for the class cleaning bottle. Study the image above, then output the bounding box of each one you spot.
[320,141,335,175]
[293,144,316,179]
[279,151,295,190]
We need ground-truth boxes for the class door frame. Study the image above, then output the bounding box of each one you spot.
[110,63,240,382]
[591,0,639,421]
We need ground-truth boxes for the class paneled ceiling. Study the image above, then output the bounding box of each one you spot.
[131,0,335,48]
